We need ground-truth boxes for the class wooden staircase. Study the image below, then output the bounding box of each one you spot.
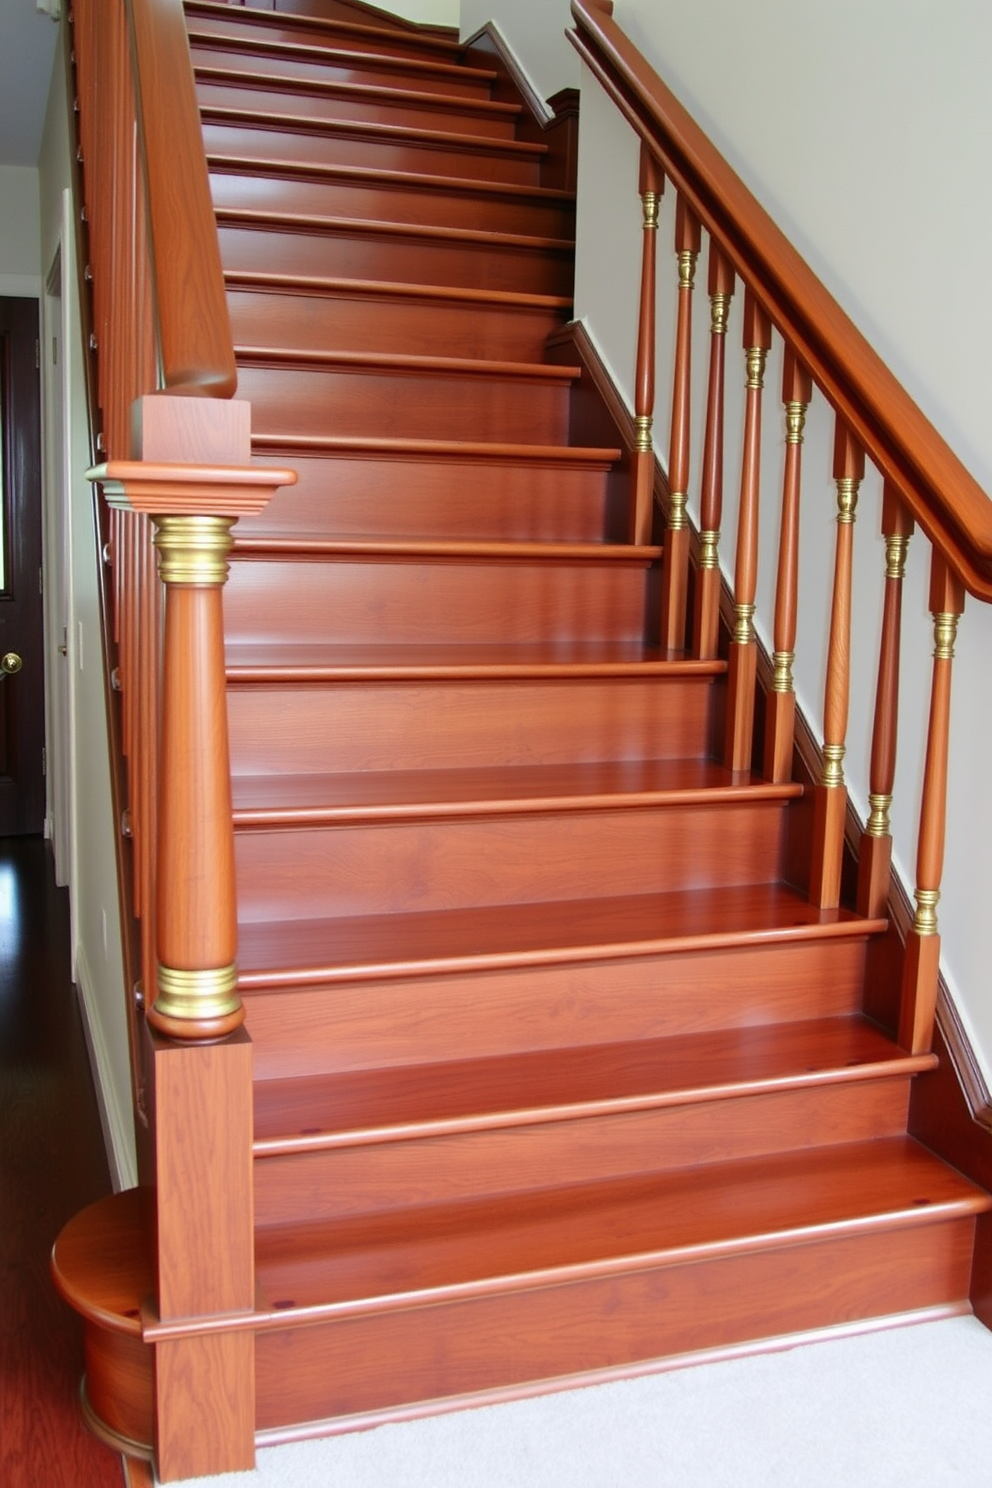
[53,2,992,1477]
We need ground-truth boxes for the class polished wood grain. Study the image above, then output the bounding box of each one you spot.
[764,349,811,783]
[693,241,734,659]
[660,193,700,645]
[188,32,496,98]
[630,144,663,544]
[0,839,124,1487]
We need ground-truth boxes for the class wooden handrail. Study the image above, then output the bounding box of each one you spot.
[570,0,992,600]
[130,0,236,397]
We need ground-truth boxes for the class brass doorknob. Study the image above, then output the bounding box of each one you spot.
[1,652,23,675]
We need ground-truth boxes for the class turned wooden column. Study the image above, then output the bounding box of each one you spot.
[899,554,964,1055]
[764,350,811,782]
[809,419,864,908]
[660,195,701,650]
[857,485,914,918]
[693,244,735,661]
[724,289,771,772]
[630,144,664,546]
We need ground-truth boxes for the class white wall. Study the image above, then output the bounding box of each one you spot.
[37,33,135,1187]
[0,166,41,295]
[471,0,992,1079]
[385,0,459,26]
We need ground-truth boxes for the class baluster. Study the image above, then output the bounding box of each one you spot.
[899,555,964,1054]
[630,144,664,546]
[764,350,812,782]
[857,485,914,918]
[724,289,771,771]
[693,243,734,660]
[809,419,864,908]
[660,195,701,648]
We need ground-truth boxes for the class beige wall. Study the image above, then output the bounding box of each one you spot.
[37,34,135,1186]
[387,0,459,25]
[468,0,992,1079]
[0,166,41,294]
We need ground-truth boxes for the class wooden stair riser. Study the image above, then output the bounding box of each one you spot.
[201,122,543,186]
[233,801,791,921]
[224,554,656,647]
[243,937,872,1080]
[188,42,495,99]
[253,1218,977,1430]
[218,224,573,296]
[210,169,576,238]
[227,677,719,775]
[235,364,575,445]
[197,79,520,140]
[253,1077,913,1224]
[187,14,462,67]
[239,456,621,543]
[227,289,569,362]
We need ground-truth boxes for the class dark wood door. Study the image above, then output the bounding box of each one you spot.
[0,299,45,835]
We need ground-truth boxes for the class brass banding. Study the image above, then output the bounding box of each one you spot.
[821,742,846,788]
[771,650,795,694]
[835,477,860,525]
[667,491,688,531]
[154,962,240,1023]
[785,400,808,445]
[885,532,910,581]
[913,888,940,936]
[733,602,755,646]
[153,515,236,586]
[933,611,959,662]
[698,529,721,570]
[746,346,767,391]
[634,414,653,454]
[866,792,892,838]
[641,191,660,231]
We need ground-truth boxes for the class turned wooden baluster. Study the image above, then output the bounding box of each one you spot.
[764,351,812,782]
[693,244,735,660]
[809,419,864,908]
[857,485,914,918]
[724,289,771,771]
[630,144,664,545]
[899,555,964,1054]
[660,195,701,649]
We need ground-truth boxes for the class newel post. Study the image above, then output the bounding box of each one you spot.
[89,397,295,1481]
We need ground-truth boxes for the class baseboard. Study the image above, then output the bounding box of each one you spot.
[75,940,138,1191]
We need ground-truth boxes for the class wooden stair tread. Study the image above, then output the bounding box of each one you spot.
[250,434,617,466]
[233,347,581,381]
[201,105,548,161]
[187,30,495,87]
[231,757,800,828]
[226,640,722,681]
[237,883,885,988]
[196,65,522,123]
[216,205,572,255]
[252,1015,931,1151]
[208,153,576,205]
[185,0,462,56]
[251,1139,989,1316]
[225,270,571,311]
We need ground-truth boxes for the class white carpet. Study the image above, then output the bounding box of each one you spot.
[169,1314,992,1487]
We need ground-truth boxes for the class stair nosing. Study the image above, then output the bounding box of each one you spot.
[234,347,581,381]
[216,205,572,254]
[249,434,618,466]
[201,104,549,160]
[188,30,493,86]
[208,152,576,204]
[196,64,523,121]
[253,1053,936,1160]
[225,270,572,311]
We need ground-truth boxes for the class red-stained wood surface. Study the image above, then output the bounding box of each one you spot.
[660,194,700,645]
[764,350,811,783]
[630,143,663,544]
[693,242,734,659]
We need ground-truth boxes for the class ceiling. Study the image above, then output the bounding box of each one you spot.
[0,0,60,167]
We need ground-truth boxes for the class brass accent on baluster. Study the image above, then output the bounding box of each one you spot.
[913,887,941,937]
[698,529,721,569]
[668,491,688,531]
[835,476,860,524]
[153,514,236,585]
[746,346,768,391]
[677,248,698,290]
[733,602,755,646]
[885,531,910,581]
[641,190,660,231]
[154,962,241,1025]
[710,292,731,336]
[821,742,846,789]
[933,611,959,661]
[634,414,653,453]
[866,791,893,838]
[785,400,807,445]
[771,650,794,694]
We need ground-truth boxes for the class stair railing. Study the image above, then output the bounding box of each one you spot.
[570,0,992,1057]
[69,1,292,1474]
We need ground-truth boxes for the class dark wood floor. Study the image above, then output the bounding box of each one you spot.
[0,836,125,1486]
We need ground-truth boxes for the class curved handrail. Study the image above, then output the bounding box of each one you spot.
[130,0,236,397]
[570,0,992,600]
